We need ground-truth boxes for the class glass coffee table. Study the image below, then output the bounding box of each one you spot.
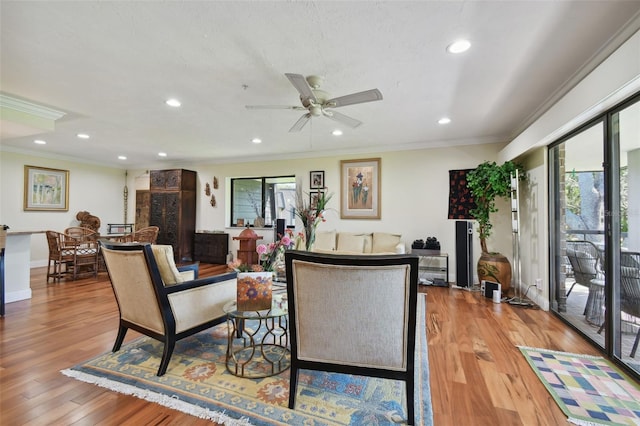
[223,296,289,378]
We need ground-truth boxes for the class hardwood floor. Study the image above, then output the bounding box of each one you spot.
[1,267,603,425]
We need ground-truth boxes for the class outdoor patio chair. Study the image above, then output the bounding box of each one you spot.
[620,252,640,358]
[100,241,237,376]
[285,250,419,424]
[566,240,602,297]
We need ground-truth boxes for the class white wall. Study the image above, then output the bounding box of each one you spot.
[0,151,127,264]
[2,142,513,291]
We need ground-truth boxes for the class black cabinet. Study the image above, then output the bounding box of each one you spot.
[193,233,229,264]
[149,169,197,262]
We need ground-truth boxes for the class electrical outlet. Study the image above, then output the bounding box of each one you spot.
[535,278,543,291]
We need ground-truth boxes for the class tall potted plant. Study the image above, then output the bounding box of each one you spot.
[466,160,525,294]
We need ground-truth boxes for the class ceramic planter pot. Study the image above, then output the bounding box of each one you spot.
[477,252,512,296]
[237,271,272,311]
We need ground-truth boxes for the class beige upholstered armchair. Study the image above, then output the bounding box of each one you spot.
[284,250,419,424]
[100,241,237,376]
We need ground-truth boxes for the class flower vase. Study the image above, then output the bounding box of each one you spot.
[236,271,272,311]
[305,226,315,251]
[272,252,286,282]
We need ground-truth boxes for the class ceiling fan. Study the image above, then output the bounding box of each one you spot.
[246,73,383,132]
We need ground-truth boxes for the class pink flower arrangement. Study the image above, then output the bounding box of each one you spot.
[256,229,295,272]
[227,229,297,272]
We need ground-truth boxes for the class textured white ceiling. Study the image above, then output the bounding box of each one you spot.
[1,1,639,169]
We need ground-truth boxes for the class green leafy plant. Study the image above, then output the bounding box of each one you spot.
[467,160,525,254]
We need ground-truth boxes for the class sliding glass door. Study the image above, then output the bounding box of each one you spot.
[550,92,640,377]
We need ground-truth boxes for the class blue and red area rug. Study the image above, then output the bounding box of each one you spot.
[62,295,432,425]
[519,347,640,426]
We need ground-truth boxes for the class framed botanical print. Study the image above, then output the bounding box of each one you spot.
[24,165,69,211]
[340,158,381,219]
[310,170,324,189]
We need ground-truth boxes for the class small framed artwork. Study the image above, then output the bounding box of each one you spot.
[340,158,381,219]
[24,165,69,211]
[309,190,323,210]
[310,170,324,189]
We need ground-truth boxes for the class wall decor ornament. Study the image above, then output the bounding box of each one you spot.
[205,183,211,196]
[210,194,216,207]
[340,158,380,219]
[310,170,324,189]
[213,177,219,189]
[24,165,69,211]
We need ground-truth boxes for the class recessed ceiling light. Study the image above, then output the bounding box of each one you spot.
[252,138,262,144]
[438,117,451,125]
[118,155,127,160]
[76,133,90,139]
[332,129,343,136]
[158,152,167,157]
[34,139,46,145]
[165,98,181,107]
[446,39,471,54]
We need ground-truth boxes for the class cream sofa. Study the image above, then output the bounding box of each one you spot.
[312,230,406,255]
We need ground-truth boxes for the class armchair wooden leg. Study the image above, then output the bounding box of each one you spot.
[112,325,128,352]
[288,365,298,409]
[157,338,176,376]
[407,378,415,425]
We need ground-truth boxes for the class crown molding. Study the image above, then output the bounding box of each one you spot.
[0,94,66,121]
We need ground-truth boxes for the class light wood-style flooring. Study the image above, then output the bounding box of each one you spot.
[0,267,609,425]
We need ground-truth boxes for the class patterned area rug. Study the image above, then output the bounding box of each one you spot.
[519,347,640,426]
[62,295,432,425]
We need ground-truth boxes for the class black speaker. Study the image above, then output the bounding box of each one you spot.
[455,220,473,287]
[275,219,285,240]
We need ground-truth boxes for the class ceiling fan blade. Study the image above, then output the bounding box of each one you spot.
[327,89,383,108]
[289,113,312,132]
[324,110,362,128]
[285,73,317,104]
[245,105,306,110]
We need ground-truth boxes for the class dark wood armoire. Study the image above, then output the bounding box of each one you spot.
[149,169,197,262]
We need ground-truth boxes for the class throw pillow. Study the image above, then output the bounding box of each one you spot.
[337,233,366,253]
[151,244,185,286]
[372,233,402,253]
[314,230,337,251]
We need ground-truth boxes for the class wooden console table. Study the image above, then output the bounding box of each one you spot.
[193,232,229,264]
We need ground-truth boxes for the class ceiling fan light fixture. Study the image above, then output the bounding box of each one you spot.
[310,105,322,116]
[446,39,471,54]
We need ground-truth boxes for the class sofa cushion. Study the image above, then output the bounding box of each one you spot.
[372,233,403,254]
[151,244,185,286]
[314,230,336,251]
[337,233,368,253]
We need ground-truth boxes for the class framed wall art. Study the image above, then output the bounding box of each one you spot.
[340,158,381,219]
[309,190,324,209]
[24,165,69,211]
[310,170,324,189]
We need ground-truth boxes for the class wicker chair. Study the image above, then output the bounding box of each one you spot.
[566,240,602,297]
[621,252,640,358]
[64,226,99,242]
[118,226,159,244]
[46,230,99,282]
[284,250,419,424]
